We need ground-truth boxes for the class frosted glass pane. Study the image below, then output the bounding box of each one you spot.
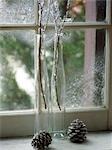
[0,0,34,24]
[0,31,34,111]
[48,0,106,23]
[63,29,105,108]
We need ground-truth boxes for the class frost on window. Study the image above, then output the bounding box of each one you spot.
[0,31,34,111]
[63,29,105,108]
[0,0,34,24]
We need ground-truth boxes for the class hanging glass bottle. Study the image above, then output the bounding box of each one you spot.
[50,31,66,138]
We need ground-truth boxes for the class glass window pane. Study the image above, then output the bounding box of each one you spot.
[0,31,34,111]
[0,0,34,24]
[46,28,106,108]
[48,0,106,23]
[64,29,105,108]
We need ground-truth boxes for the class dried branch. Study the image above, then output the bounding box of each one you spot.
[52,0,70,32]
[53,35,62,111]
[38,1,47,109]
[38,31,47,109]
[37,0,51,109]
[52,0,70,110]
[56,35,62,111]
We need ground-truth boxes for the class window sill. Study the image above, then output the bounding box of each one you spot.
[0,132,112,150]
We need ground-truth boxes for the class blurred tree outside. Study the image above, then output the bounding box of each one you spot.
[0,33,34,110]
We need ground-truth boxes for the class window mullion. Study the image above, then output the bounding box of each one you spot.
[107,0,112,130]
[0,23,110,31]
[108,29,112,130]
[0,24,36,30]
[46,22,111,30]
[106,0,111,24]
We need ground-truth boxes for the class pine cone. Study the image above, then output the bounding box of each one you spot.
[67,119,87,143]
[31,131,52,150]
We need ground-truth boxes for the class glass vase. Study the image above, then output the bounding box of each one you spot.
[34,33,50,134]
[50,32,66,138]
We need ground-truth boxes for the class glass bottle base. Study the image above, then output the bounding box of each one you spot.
[51,130,65,139]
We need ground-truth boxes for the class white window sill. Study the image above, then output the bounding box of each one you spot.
[0,132,112,150]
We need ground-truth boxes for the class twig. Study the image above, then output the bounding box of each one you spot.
[53,34,62,111]
[52,0,70,110]
[38,2,47,109]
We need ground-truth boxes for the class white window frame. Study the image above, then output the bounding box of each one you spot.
[0,0,112,138]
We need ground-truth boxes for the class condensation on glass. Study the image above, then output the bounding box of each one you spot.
[0,31,34,111]
[0,0,34,24]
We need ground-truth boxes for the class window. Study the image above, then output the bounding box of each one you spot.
[0,0,112,137]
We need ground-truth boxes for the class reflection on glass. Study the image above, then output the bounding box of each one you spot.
[0,31,34,111]
[0,0,34,24]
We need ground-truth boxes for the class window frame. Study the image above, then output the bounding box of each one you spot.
[0,0,112,137]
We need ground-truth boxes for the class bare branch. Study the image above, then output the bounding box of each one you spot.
[52,0,70,110]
